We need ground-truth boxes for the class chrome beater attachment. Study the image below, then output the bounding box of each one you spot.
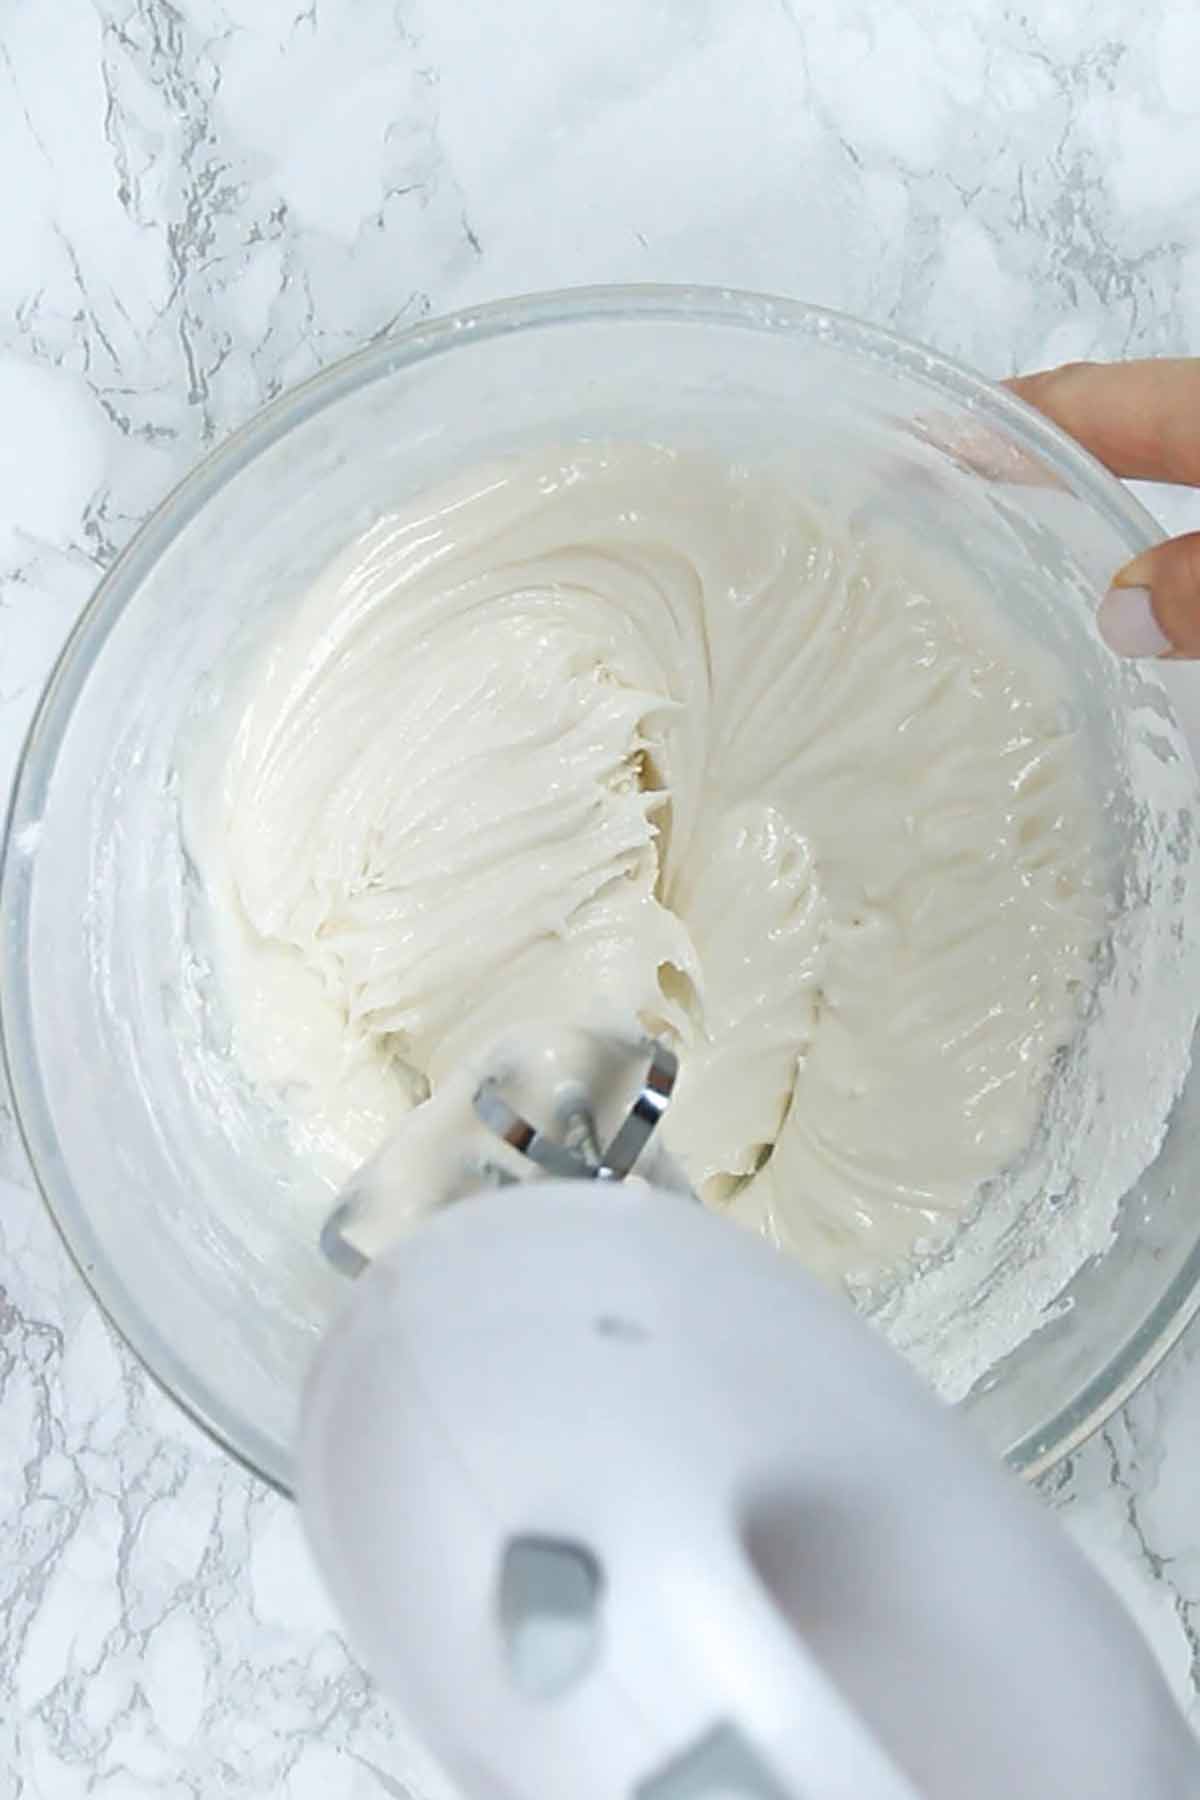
[321,1032,683,1278]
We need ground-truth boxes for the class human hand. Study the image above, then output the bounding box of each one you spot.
[1007,359,1200,658]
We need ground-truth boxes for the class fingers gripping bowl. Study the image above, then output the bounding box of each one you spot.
[3,287,1199,1494]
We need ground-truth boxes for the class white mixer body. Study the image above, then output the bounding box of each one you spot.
[300,1181,1199,1800]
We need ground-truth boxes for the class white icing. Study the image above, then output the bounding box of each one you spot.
[200,445,1106,1282]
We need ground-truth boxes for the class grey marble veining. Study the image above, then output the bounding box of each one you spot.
[3,1,1200,1793]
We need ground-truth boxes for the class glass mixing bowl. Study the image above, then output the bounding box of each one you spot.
[3,286,1198,1495]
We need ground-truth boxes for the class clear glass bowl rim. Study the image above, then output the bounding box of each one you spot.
[0,281,1186,1494]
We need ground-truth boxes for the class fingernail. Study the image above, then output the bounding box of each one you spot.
[1097,585,1172,658]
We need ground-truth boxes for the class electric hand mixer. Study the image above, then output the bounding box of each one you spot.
[298,1026,1199,1800]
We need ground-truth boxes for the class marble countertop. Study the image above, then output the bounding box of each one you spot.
[4,1,1200,1793]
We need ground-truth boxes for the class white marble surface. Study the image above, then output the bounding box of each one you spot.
[4,1,1200,1793]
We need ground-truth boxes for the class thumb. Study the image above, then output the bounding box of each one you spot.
[1099,534,1200,658]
